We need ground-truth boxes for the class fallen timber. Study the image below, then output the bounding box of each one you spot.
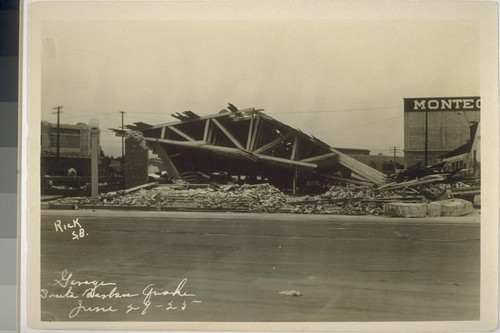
[287,196,426,205]
[378,175,446,191]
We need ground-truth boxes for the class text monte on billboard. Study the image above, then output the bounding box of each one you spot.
[404,97,481,112]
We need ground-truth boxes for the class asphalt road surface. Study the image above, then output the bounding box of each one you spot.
[40,210,480,322]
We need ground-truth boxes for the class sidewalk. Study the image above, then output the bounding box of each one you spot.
[40,207,481,225]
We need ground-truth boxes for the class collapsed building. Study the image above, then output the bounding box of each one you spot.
[125,105,387,193]
[48,105,478,217]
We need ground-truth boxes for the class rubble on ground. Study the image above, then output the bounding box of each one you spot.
[50,183,288,213]
[47,173,477,217]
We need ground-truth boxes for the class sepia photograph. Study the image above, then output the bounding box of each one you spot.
[22,1,498,331]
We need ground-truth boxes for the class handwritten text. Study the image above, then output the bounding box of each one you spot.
[41,270,202,319]
[54,218,88,240]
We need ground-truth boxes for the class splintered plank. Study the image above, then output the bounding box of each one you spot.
[253,133,294,155]
[300,152,338,163]
[256,154,317,168]
[330,148,387,184]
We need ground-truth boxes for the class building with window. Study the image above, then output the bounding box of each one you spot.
[403,97,480,167]
[41,121,99,176]
[440,121,480,176]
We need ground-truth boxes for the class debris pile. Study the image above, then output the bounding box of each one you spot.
[46,182,441,216]
[147,183,286,212]
[46,173,477,218]
[192,184,287,212]
[285,185,427,215]
[50,183,288,212]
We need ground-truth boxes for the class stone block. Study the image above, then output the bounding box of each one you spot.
[426,202,442,217]
[383,202,428,218]
[473,195,481,208]
[432,198,473,216]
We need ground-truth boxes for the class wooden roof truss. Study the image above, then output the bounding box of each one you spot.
[139,107,386,186]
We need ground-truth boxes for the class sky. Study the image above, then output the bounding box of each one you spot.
[39,3,481,157]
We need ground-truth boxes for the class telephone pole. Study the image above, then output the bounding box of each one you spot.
[89,119,100,201]
[52,106,64,171]
[119,111,126,189]
[119,111,125,160]
[424,109,428,166]
[388,146,401,172]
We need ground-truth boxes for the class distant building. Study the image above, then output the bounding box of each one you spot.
[403,97,480,167]
[347,154,404,174]
[440,121,480,176]
[41,121,100,176]
[334,148,403,173]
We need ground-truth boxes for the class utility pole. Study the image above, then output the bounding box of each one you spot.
[89,119,100,201]
[52,106,63,172]
[388,146,401,172]
[393,146,396,167]
[119,111,126,189]
[424,109,428,166]
[462,110,470,126]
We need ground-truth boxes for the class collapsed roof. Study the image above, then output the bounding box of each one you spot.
[132,106,386,191]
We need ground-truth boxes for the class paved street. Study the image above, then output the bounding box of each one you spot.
[40,210,480,322]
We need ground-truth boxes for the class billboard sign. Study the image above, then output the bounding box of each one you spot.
[404,97,481,112]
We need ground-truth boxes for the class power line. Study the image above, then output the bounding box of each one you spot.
[43,112,121,120]
[110,106,401,116]
[311,115,403,134]
[44,106,403,125]
[266,106,402,115]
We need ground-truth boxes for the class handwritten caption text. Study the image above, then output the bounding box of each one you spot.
[41,270,202,318]
[54,218,88,240]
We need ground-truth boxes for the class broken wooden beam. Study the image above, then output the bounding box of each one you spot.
[144,137,205,147]
[246,116,255,151]
[253,133,294,154]
[153,140,181,179]
[301,152,337,163]
[256,154,317,168]
[378,176,446,191]
[330,147,387,184]
[183,111,200,119]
